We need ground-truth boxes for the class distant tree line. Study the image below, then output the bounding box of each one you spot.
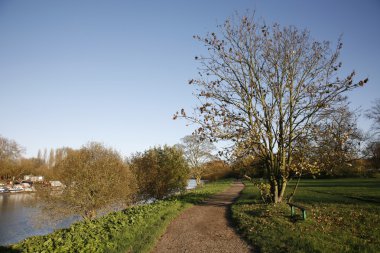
[0,96,378,218]
[0,102,378,218]
[0,136,232,221]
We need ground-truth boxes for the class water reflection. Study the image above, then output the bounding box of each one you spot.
[0,193,79,246]
[0,179,199,246]
[0,193,43,245]
[187,179,198,190]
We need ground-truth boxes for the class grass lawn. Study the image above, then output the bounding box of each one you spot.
[232,177,380,253]
[1,179,233,253]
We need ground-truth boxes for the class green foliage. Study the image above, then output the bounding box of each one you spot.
[130,145,189,200]
[254,180,272,203]
[232,178,380,253]
[8,179,233,253]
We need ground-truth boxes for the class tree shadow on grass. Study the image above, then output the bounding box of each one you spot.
[224,189,258,253]
[292,190,380,205]
[225,207,257,253]
[0,246,21,253]
[175,192,211,205]
[287,214,306,223]
[295,181,380,189]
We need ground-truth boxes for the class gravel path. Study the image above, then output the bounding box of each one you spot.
[151,181,252,253]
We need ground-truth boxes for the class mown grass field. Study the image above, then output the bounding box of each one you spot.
[1,179,233,253]
[232,177,380,253]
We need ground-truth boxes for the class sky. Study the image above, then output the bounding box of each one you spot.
[0,0,379,158]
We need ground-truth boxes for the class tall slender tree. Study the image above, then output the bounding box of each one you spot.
[48,148,55,169]
[43,148,48,165]
[37,149,42,161]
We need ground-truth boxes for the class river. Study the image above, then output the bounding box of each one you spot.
[0,179,199,246]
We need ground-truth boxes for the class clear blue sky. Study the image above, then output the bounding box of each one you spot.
[1,0,379,158]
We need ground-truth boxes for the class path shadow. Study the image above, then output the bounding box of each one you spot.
[225,183,258,253]
[200,192,236,207]
[226,208,259,253]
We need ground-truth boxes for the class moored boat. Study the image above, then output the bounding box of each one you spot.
[0,186,10,193]
[8,186,24,193]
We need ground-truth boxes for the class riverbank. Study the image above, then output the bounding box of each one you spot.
[0,181,35,194]
[0,179,202,246]
[1,179,233,253]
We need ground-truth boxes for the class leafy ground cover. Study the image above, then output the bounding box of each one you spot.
[1,179,232,253]
[231,178,380,253]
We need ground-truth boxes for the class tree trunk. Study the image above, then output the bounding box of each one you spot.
[271,179,279,203]
[278,180,287,203]
[195,175,202,186]
[270,177,287,203]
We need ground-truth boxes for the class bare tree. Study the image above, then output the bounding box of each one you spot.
[309,100,363,176]
[43,148,48,165]
[366,142,380,169]
[48,148,55,169]
[365,99,380,169]
[54,147,71,165]
[0,135,23,161]
[174,13,366,203]
[366,99,380,137]
[177,134,216,185]
[37,149,43,161]
[0,135,24,180]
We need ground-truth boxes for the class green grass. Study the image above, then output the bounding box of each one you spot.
[231,178,380,253]
[1,179,233,253]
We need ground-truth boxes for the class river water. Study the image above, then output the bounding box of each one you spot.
[0,179,199,246]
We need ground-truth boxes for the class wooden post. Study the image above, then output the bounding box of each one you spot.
[302,210,306,220]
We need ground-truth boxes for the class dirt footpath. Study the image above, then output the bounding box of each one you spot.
[151,181,252,253]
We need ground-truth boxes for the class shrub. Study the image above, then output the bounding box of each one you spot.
[37,142,136,220]
[202,160,234,181]
[231,155,266,178]
[130,145,189,200]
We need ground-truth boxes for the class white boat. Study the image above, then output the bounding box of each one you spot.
[0,186,10,193]
[23,186,36,192]
[8,186,24,193]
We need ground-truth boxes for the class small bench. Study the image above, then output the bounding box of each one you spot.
[287,202,307,220]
